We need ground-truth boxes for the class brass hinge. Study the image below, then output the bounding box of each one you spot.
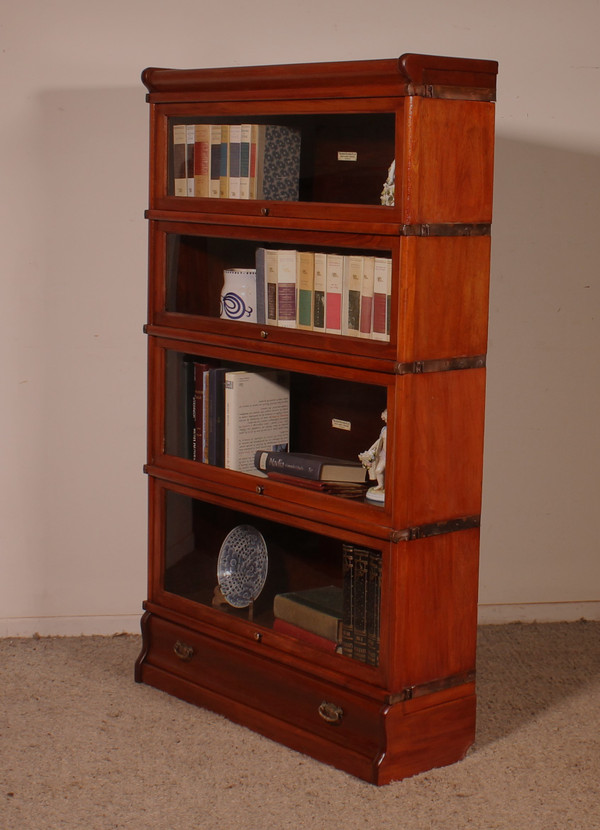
[387,670,476,705]
[395,355,486,375]
[390,515,480,544]
[401,223,491,237]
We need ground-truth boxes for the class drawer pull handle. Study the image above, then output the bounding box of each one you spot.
[318,701,343,724]
[173,640,194,662]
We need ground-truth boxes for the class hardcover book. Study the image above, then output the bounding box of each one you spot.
[186,124,196,196]
[254,450,366,483]
[193,124,211,198]
[296,250,314,330]
[172,124,187,197]
[208,367,228,467]
[313,252,327,332]
[209,125,222,198]
[239,123,252,199]
[254,247,267,324]
[359,256,375,338]
[325,253,344,334]
[219,124,230,199]
[224,370,290,476]
[256,124,301,201]
[273,618,339,653]
[276,249,297,328]
[343,255,363,337]
[273,585,343,642]
[265,249,279,326]
[372,256,392,342]
[227,124,242,199]
[342,544,382,665]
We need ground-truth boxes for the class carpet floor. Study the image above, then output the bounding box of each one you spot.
[1,621,599,829]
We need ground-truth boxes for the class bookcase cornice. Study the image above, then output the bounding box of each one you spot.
[142,54,497,103]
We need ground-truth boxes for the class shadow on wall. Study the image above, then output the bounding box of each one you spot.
[480,136,600,605]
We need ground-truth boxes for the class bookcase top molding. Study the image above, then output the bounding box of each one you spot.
[142,53,498,103]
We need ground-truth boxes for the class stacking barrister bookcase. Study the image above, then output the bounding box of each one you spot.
[135,53,498,784]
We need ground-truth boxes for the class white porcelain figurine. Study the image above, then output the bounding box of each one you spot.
[359,408,387,503]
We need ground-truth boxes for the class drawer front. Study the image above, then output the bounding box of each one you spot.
[145,613,384,756]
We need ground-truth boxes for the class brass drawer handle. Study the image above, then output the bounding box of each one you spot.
[318,701,344,724]
[173,640,194,662]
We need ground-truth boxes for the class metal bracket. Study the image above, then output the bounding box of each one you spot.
[388,670,476,705]
[401,223,491,237]
[395,355,486,375]
[390,515,480,544]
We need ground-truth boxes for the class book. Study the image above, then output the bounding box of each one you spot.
[227,124,242,199]
[219,125,230,199]
[313,252,327,332]
[249,123,259,198]
[208,367,227,467]
[186,124,196,196]
[359,256,375,338]
[342,255,363,337]
[265,249,279,326]
[172,124,187,197]
[256,125,301,201]
[264,471,368,498]
[254,450,366,483]
[273,585,343,642]
[366,547,382,666]
[239,123,252,199]
[273,618,339,653]
[193,124,211,198]
[296,251,314,330]
[325,253,344,334]
[224,370,290,476]
[192,361,211,461]
[341,544,382,665]
[276,249,297,328]
[372,256,392,342]
[209,125,222,198]
[254,247,267,324]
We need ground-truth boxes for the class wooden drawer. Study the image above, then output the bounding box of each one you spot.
[142,612,385,758]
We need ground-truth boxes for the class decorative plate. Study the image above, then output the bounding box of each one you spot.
[217,525,268,608]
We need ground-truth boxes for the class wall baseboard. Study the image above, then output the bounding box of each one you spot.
[0,615,141,638]
[478,601,600,624]
[1,602,599,637]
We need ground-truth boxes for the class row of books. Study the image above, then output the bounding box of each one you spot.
[172,123,301,201]
[255,248,391,341]
[184,361,290,476]
[272,543,382,666]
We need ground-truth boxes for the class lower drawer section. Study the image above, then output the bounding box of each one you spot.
[135,610,476,784]
[137,611,383,758]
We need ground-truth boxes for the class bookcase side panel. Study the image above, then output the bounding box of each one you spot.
[391,369,486,527]
[398,236,491,362]
[401,97,495,224]
[385,529,480,691]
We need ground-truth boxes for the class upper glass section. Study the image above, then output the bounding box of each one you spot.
[166,113,396,207]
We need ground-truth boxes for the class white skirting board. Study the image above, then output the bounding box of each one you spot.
[1,603,599,637]
[0,615,142,638]
[478,601,600,625]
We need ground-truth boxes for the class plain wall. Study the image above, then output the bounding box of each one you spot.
[1,0,598,635]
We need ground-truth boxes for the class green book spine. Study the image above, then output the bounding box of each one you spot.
[366,549,382,666]
[342,544,355,658]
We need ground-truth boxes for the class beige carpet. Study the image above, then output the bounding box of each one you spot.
[1,621,599,829]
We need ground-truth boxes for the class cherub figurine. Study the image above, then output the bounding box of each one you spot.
[359,409,387,502]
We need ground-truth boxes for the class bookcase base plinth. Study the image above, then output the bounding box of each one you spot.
[135,611,476,785]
